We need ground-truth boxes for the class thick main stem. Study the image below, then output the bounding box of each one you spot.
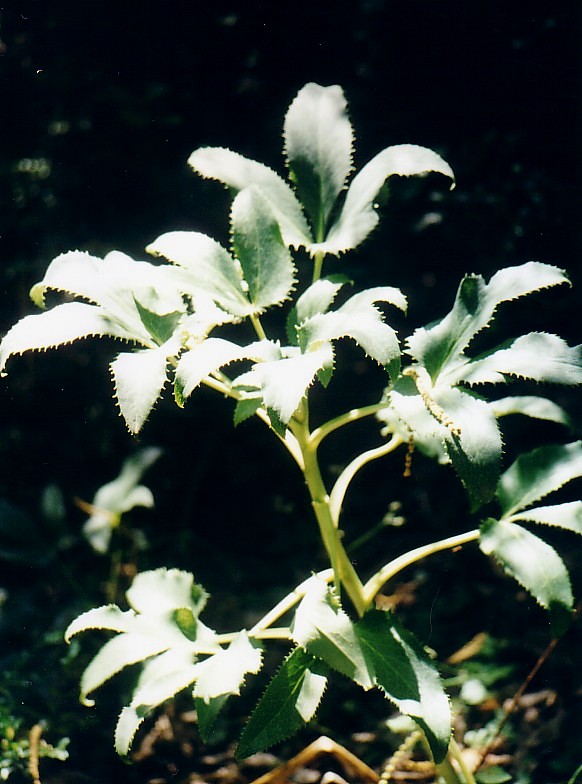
[294,414,367,616]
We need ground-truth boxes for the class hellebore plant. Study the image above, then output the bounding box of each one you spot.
[1,84,581,781]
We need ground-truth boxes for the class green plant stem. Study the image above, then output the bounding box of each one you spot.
[249,312,268,341]
[249,570,334,633]
[310,401,390,448]
[294,411,367,616]
[363,529,480,605]
[329,435,403,526]
[312,251,325,283]
[448,738,477,784]
[418,734,463,784]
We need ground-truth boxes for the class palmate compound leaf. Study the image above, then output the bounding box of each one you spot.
[290,578,450,763]
[312,144,454,256]
[297,286,407,382]
[406,262,570,382]
[188,146,313,249]
[283,83,354,241]
[233,342,335,424]
[479,518,573,637]
[379,262,579,509]
[230,186,297,310]
[236,647,329,760]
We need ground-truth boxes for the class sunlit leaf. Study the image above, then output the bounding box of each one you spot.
[490,396,570,426]
[295,277,347,323]
[407,263,569,381]
[126,568,209,617]
[315,144,454,254]
[146,231,253,317]
[0,302,138,376]
[65,605,138,642]
[188,146,312,248]
[231,186,297,310]
[284,83,353,239]
[479,518,573,635]
[458,333,582,387]
[111,342,175,434]
[236,647,328,759]
[291,577,373,690]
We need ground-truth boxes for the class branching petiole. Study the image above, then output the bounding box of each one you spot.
[310,402,391,449]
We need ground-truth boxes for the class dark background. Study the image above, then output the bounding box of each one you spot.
[0,2,580,782]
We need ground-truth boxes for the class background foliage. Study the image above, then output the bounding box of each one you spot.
[0,2,579,783]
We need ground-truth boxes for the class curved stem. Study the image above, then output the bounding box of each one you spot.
[249,569,334,633]
[310,401,390,449]
[329,435,403,527]
[448,737,477,784]
[363,529,480,605]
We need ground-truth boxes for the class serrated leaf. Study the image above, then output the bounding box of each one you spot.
[194,632,263,703]
[146,231,254,317]
[126,568,209,617]
[65,605,138,642]
[458,333,582,386]
[174,337,265,405]
[233,396,263,426]
[0,302,137,376]
[509,501,582,534]
[284,83,353,240]
[111,343,173,434]
[230,187,296,310]
[355,610,451,763]
[299,287,405,367]
[407,263,569,381]
[436,388,502,510]
[479,518,573,635]
[196,695,230,742]
[188,146,312,249]
[497,441,582,517]
[236,344,334,423]
[134,297,183,344]
[295,278,348,323]
[236,647,328,759]
[490,396,571,426]
[315,144,454,255]
[115,705,151,757]
[80,632,173,705]
[291,577,373,690]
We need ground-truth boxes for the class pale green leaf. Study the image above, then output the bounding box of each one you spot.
[356,611,451,763]
[436,387,502,510]
[479,518,573,635]
[80,632,172,705]
[188,146,312,248]
[295,277,347,323]
[236,647,328,759]
[299,287,406,368]
[230,186,296,310]
[115,706,151,758]
[497,441,582,517]
[146,231,253,317]
[111,342,174,434]
[235,344,334,423]
[126,568,209,617]
[65,605,137,642]
[490,396,570,426]
[458,333,582,386]
[509,501,582,534]
[174,337,274,405]
[315,144,454,255]
[291,577,373,690]
[0,302,137,376]
[407,263,569,381]
[194,631,263,702]
[284,83,353,239]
